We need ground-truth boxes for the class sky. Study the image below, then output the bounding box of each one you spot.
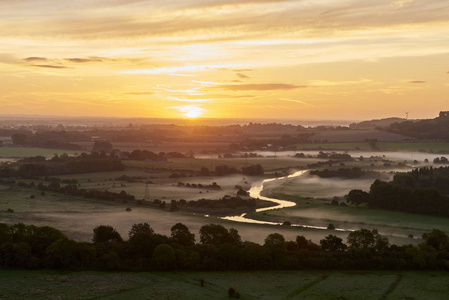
[1,0,449,121]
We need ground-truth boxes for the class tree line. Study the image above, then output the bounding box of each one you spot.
[310,167,365,179]
[384,114,449,141]
[346,166,449,216]
[1,152,124,178]
[1,222,449,272]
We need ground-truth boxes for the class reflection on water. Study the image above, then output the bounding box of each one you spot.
[221,170,351,231]
[250,170,306,213]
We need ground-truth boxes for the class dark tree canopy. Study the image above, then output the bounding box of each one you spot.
[199,224,241,247]
[128,223,154,239]
[1,222,449,272]
[347,229,376,250]
[320,235,347,252]
[92,225,123,244]
[170,223,195,246]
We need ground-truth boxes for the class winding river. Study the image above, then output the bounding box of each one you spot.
[221,170,351,231]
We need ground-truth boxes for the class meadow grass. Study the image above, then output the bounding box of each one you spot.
[1,269,448,300]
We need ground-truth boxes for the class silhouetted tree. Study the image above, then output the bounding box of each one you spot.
[170,223,195,247]
[320,235,347,252]
[92,225,123,244]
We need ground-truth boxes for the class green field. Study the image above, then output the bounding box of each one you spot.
[53,169,252,202]
[1,269,448,299]
[253,183,449,244]
[377,142,449,152]
[0,147,82,158]
[2,150,448,247]
[294,142,449,152]
[0,186,357,245]
[123,157,324,173]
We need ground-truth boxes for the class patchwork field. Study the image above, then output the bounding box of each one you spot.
[0,186,353,245]
[1,269,448,300]
[1,148,447,247]
[122,157,325,173]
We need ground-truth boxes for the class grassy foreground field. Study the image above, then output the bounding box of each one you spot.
[1,269,448,300]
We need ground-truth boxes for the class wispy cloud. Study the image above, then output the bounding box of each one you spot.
[308,79,373,86]
[123,65,234,75]
[408,81,427,84]
[2,0,448,42]
[24,57,48,62]
[168,73,197,77]
[31,65,70,69]
[278,97,313,106]
[236,73,250,79]
[65,57,104,63]
[1,0,448,120]
[208,83,309,91]
[393,0,414,7]
[125,91,154,95]
[181,93,254,99]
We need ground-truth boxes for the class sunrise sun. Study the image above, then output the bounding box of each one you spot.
[170,105,205,118]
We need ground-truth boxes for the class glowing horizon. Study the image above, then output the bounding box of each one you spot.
[1,0,449,120]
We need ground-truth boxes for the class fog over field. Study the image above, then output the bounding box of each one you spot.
[263,174,385,198]
[0,193,352,245]
[251,150,444,163]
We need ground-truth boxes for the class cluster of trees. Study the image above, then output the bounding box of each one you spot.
[122,149,187,160]
[11,152,124,177]
[391,166,449,195]
[317,152,353,160]
[2,222,449,272]
[310,167,365,179]
[346,166,449,216]
[186,196,256,210]
[12,131,87,150]
[242,134,314,151]
[30,180,135,202]
[433,157,449,164]
[114,175,147,183]
[213,164,264,176]
[177,182,221,190]
[347,182,449,217]
[242,164,264,176]
[214,165,239,176]
[384,115,449,140]
[147,195,257,214]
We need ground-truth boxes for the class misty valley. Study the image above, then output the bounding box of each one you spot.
[2,115,449,299]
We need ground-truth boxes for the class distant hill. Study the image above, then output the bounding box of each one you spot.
[311,129,412,143]
[349,117,405,129]
[383,113,449,140]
